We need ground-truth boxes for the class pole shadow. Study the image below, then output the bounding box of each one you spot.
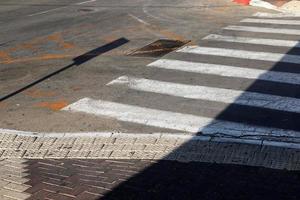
[0,38,129,102]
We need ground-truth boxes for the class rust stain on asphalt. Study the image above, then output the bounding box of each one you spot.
[0,54,75,64]
[36,100,68,111]
[47,33,76,49]
[0,102,8,108]
[0,51,13,63]
[25,89,56,98]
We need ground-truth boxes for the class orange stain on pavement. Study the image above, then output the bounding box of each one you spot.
[25,89,56,98]
[47,33,76,49]
[0,54,75,64]
[0,102,8,108]
[0,51,13,63]
[36,100,68,111]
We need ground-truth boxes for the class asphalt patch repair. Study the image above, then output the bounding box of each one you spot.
[128,39,190,57]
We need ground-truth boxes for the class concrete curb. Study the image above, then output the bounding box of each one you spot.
[1,128,300,150]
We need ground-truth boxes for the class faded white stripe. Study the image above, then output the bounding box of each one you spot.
[203,34,300,48]
[224,25,300,35]
[178,46,300,64]
[253,12,300,18]
[148,59,300,85]
[108,76,300,113]
[63,98,300,137]
[241,18,300,25]
[76,0,96,5]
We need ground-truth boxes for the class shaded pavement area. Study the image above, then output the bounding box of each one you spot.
[2,158,300,200]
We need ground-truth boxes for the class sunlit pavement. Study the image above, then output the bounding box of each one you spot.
[1,0,300,199]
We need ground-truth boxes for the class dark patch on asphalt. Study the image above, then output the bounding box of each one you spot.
[128,39,190,57]
[78,8,97,13]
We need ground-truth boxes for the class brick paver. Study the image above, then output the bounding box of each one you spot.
[0,158,300,199]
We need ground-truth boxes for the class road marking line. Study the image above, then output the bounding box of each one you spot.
[224,25,300,35]
[253,12,300,18]
[148,59,300,85]
[28,6,67,17]
[63,98,300,137]
[203,34,300,48]
[241,18,300,25]
[108,76,300,113]
[177,46,300,64]
[76,0,96,5]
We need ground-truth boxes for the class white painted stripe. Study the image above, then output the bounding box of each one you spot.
[253,12,300,18]
[241,18,300,25]
[203,34,300,48]
[76,0,96,5]
[28,6,67,16]
[148,59,300,85]
[63,98,300,137]
[177,46,300,64]
[108,76,300,113]
[224,25,300,35]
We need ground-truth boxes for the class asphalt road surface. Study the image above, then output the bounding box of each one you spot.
[0,0,264,134]
[2,1,300,199]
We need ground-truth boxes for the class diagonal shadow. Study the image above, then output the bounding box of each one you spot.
[0,37,129,102]
[99,41,300,198]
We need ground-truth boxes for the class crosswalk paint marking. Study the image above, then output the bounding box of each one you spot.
[178,46,300,64]
[241,18,300,25]
[253,12,300,18]
[108,76,300,113]
[224,25,300,35]
[63,98,300,137]
[148,59,300,85]
[203,34,300,48]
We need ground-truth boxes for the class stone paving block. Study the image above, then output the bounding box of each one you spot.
[0,179,10,187]
[19,142,42,150]
[1,176,29,185]
[45,150,69,159]
[144,145,167,152]
[123,144,146,151]
[132,151,156,159]
[74,137,95,144]
[34,137,56,144]
[88,151,112,158]
[114,137,136,144]
[4,182,30,192]
[23,150,48,159]
[155,137,177,146]
[67,151,90,158]
[1,150,25,158]
[93,137,115,144]
[13,136,35,143]
[0,142,22,150]
[135,136,157,144]
[54,138,76,145]
[102,144,124,151]
[109,151,135,159]
[0,134,16,142]
[82,143,104,151]
[0,195,17,200]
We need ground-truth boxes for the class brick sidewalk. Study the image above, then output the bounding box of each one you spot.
[0,131,300,199]
[1,158,300,200]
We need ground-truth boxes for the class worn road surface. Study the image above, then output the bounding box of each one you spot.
[1,0,300,199]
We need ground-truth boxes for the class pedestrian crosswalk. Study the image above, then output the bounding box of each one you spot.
[224,25,300,35]
[203,34,300,48]
[63,13,300,140]
[148,59,300,85]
